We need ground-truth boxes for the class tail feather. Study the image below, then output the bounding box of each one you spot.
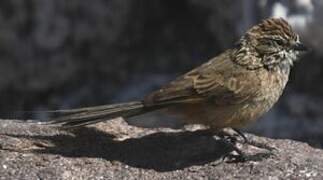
[45,101,150,128]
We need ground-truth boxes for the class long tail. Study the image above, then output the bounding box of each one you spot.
[44,101,155,128]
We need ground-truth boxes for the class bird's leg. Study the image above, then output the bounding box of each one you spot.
[216,128,238,144]
[220,136,247,162]
[219,131,274,163]
[232,128,248,143]
[232,128,276,151]
[213,128,276,162]
[195,128,273,162]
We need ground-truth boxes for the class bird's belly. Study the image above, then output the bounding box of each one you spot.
[207,90,282,129]
[165,95,279,129]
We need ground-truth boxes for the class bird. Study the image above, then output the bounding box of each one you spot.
[43,18,307,135]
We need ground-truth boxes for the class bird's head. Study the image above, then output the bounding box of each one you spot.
[237,18,307,70]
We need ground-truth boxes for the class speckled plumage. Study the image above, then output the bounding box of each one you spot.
[45,18,306,129]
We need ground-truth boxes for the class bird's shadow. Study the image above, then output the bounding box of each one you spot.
[4,126,243,172]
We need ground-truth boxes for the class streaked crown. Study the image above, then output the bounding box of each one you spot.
[247,18,298,42]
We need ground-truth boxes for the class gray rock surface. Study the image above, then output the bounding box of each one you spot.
[0,119,322,179]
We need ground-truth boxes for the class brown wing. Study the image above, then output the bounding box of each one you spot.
[144,49,261,107]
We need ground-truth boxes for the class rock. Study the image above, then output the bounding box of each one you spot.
[0,119,322,179]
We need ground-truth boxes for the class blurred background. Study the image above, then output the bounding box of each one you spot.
[0,0,322,147]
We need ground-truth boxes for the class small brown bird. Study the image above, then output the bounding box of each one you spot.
[46,18,307,132]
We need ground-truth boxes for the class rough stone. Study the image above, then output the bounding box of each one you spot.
[0,119,322,179]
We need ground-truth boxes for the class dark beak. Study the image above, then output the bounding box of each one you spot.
[292,42,308,51]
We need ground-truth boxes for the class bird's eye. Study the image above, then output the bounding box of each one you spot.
[260,39,273,46]
[275,39,284,46]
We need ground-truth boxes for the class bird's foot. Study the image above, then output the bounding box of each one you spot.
[217,129,276,162]
[231,128,276,152]
[223,150,274,163]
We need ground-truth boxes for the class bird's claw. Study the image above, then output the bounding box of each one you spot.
[218,129,276,163]
[223,151,274,163]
